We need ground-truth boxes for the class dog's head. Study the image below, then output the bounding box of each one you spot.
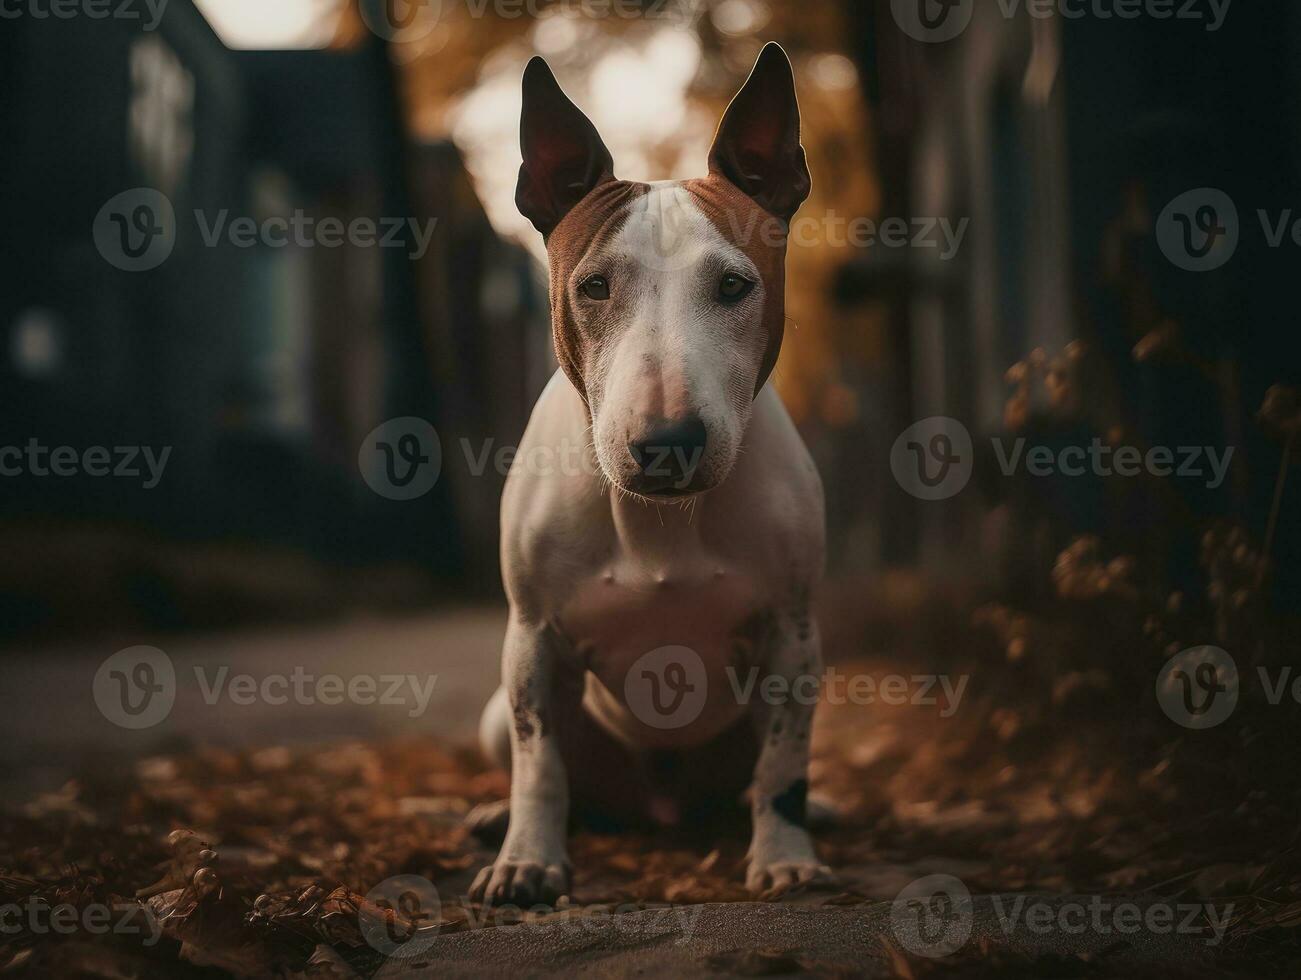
[516,43,810,499]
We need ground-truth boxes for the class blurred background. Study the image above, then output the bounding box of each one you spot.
[8,4,1301,975]
[2,0,1300,776]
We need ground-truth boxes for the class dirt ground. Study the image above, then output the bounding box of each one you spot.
[2,566,1300,977]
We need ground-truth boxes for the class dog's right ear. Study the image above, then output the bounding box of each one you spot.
[515,57,615,239]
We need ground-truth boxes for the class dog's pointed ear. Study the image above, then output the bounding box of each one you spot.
[515,57,615,238]
[708,42,811,222]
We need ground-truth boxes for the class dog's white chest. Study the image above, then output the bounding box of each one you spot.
[558,553,768,747]
[498,376,823,749]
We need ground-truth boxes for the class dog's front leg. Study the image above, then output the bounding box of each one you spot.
[469,616,572,905]
[746,610,830,894]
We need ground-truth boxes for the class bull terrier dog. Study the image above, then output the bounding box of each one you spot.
[470,42,827,905]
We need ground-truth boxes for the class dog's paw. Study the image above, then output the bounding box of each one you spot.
[745,859,833,897]
[469,856,571,907]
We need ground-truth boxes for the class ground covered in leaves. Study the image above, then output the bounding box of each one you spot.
[3,546,1301,977]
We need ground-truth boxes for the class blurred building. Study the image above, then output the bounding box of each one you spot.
[841,0,1301,605]
[0,1,546,636]
[7,0,1298,639]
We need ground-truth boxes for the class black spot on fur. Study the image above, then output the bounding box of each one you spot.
[733,608,778,664]
[772,778,808,827]
[510,686,552,740]
[512,700,536,740]
[789,587,813,643]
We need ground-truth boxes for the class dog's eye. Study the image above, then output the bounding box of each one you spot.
[717,272,754,304]
[580,275,610,301]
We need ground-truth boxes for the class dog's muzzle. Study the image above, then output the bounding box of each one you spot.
[627,415,708,496]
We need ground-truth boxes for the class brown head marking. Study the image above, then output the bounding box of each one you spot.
[515,43,811,496]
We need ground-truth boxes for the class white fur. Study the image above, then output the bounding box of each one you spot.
[472,196,828,906]
[584,183,766,495]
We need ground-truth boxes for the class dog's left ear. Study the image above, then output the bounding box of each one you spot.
[516,57,615,238]
[708,42,811,223]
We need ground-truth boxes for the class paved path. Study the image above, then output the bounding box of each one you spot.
[0,607,507,798]
[373,898,1214,978]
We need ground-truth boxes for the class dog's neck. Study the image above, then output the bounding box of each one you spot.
[608,481,708,557]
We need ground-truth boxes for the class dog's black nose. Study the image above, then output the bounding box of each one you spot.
[628,416,707,493]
